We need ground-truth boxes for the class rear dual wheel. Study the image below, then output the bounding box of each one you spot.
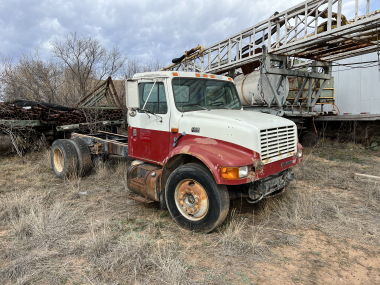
[70,137,92,176]
[51,139,78,179]
[300,131,318,147]
[51,138,92,179]
[165,163,229,233]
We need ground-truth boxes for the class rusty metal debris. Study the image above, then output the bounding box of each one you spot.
[0,77,124,128]
[75,76,122,108]
[0,102,123,126]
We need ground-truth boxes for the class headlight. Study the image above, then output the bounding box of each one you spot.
[239,166,249,178]
[298,149,303,158]
[221,166,249,179]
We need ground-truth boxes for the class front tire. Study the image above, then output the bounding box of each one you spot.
[165,163,229,233]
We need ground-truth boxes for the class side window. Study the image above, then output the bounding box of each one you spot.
[138,82,167,114]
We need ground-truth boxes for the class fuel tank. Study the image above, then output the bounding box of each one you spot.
[234,71,289,106]
[127,164,162,202]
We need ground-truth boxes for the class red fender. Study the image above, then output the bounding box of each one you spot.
[163,134,260,185]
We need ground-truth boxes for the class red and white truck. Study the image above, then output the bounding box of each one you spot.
[51,71,303,232]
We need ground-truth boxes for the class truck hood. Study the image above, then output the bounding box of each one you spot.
[178,109,296,154]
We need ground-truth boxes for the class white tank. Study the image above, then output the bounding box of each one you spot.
[234,71,289,106]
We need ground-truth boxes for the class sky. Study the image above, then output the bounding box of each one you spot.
[0,0,379,66]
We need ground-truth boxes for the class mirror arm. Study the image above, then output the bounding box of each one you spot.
[143,109,150,118]
[142,80,157,110]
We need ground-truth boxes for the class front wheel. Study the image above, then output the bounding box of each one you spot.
[165,163,229,233]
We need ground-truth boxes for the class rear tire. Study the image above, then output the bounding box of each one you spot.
[51,139,78,179]
[165,163,229,233]
[69,137,92,176]
[300,132,317,147]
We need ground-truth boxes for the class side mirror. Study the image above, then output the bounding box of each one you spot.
[125,79,139,109]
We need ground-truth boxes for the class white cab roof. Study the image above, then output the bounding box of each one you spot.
[132,71,233,82]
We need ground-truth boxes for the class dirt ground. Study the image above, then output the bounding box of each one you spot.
[0,140,380,285]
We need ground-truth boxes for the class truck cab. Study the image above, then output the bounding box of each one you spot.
[125,71,303,232]
[51,71,303,233]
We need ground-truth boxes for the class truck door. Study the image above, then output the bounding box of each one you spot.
[128,79,170,163]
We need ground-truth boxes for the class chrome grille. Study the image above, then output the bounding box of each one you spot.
[260,125,297,163]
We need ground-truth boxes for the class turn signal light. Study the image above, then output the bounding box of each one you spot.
[221,167,239,180]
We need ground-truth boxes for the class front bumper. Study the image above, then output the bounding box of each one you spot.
[248,169,294,200]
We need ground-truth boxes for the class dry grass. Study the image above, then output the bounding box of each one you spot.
[218,209,271,260]
[1,142,380,284]
[94,160,110,181]
[85,235,193,284]
[11,201,83,246]
[0,135,12,155]
[256,150,380,247]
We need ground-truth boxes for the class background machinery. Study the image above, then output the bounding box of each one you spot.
[161,0,380,145]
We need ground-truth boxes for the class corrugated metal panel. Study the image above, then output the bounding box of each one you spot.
[334,52,380,115]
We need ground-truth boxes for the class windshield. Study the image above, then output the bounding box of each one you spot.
[172,78,241,112]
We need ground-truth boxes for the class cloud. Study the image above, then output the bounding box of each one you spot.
[0,0,378,66]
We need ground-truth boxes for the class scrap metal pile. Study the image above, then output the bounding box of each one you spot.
[0,77,124,128]
[0,101,123,126]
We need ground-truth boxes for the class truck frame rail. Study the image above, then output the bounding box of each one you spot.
[72,131,128,157]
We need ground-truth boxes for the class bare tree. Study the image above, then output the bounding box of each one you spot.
[0,35,162,107]
[125,58,141,79]
[125,58,164,79]
[51,32,127,99]
[0,50,64,104]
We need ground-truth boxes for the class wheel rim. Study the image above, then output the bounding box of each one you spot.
[53,148,64,172]
[174,179,209,221]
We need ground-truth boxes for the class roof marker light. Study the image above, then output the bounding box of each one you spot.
[195,73,200,77]
[210,75,215,78]
[228,77,232,81]
[203,74,208,78]
[172,72,179,76]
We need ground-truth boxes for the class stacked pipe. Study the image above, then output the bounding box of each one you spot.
[0,103,123,126]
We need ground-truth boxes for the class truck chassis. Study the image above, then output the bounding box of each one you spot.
[51,130,297,231]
